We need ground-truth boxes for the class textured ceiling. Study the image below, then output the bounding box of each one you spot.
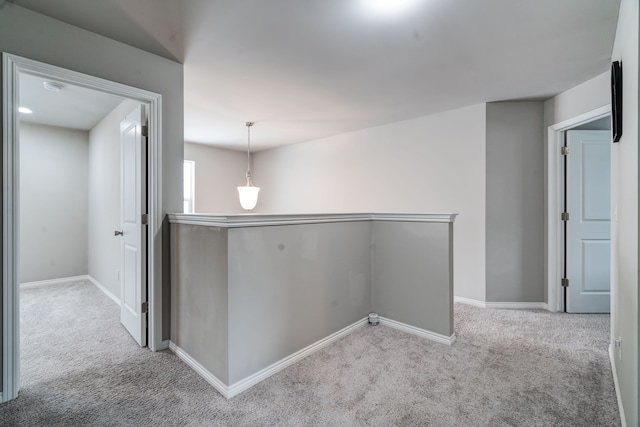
[11,0,620,151]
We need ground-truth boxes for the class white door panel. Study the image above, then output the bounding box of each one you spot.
[566,130,610,313]
[120,105,147,345]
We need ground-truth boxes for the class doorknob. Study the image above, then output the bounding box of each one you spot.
[114,230,123,236]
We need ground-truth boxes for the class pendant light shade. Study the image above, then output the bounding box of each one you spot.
[238,185,260,210]
[237,122,260,211]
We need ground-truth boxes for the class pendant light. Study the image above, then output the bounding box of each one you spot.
[237,121,260,211]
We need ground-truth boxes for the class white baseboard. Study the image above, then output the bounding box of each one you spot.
[227,318,368,398]
[20,275,121,306]
[20,275,89,289]
[454,296,548,311]
[454,296,487,308]
[169,342,230,398]
[171,317,453,399]
[379,317,456,346]
[485,301,549,310]
[609,344,627,427]
[85,275,121,305]
[170,318,368,399]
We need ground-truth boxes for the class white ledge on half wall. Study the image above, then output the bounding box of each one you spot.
[167,212,458,228]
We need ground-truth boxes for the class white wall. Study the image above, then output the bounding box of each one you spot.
[609,0,639,423]
[253,104,487,301]
[544,1,638,423]
[88,100,140,298]
[184,142,246,214]
[19,123,89,283]
[545,71,610,125]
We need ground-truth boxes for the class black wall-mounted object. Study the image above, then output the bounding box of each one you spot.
[611,60,622,143]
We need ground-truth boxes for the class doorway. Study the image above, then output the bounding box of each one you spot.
[547,106,613,313]
[2,53,163,402]
[564,128,611,312]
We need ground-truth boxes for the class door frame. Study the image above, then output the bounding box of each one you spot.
[2,53,164,402]
[546,105,611,312]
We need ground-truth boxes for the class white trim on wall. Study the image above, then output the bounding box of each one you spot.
[171,318,369,399]
[546,105,611,313]
[2,51,20,403]
[454,296,549,311]
[169,342,230,397]
[484,302,549,310]
[378,317,456,345]
[20,275,90,289]
[454,296,487,308]
[85,276,121,305]
[609,344,627,427]
[171,315,458,399]
[2,52,163,402]
[19,275,121,305]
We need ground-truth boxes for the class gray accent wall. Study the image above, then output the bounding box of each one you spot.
[485,102,544,302]
[19,123,89,283]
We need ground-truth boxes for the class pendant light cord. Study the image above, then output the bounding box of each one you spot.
[245,121,253,186]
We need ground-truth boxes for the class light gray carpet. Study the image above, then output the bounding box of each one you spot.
[0,280,620,426]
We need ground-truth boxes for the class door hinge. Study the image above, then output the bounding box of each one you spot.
[561,278,569,288]
[142,301,149,313]
[141,125,148,137]
[561,212,570,221]
[142,213,149,225]
[561,146,569,155]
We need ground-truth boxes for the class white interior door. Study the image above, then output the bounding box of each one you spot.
[566,130,611,313]
[119,105,147,345]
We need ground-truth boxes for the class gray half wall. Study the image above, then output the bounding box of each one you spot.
[170,224,229,384]
[169,214,455,390]
[372,221,453,336]
[226,222,372,384]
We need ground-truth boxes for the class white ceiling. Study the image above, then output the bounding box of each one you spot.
[19,72,125,131]
[11,0,620,151]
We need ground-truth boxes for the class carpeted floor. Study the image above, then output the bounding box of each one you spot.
[0,280,620,426]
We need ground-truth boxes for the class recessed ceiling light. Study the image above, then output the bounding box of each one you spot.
[18,107,32,114]
[43,81,64,92]
[359,0,421,18]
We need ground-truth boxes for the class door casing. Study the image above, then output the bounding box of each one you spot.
[546,105,611,313]
[2,53,165,402]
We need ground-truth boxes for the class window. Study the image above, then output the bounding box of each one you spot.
[184,160,195,213]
